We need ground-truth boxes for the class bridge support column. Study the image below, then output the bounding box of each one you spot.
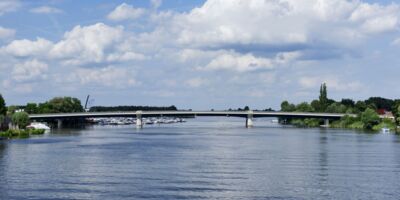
[136,111,143,128]
[324,119,330,127]
[57,119,63,129]
[246,110,254,128]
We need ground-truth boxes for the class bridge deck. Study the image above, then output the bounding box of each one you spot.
[29,111,353,120]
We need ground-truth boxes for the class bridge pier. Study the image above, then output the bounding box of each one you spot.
[57,119,63,129]
[136,111,143,128]
[324,119,330,127]
[246,111,254,128]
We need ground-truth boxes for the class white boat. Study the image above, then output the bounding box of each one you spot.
[27,122,50,130]
[381,127,391,134]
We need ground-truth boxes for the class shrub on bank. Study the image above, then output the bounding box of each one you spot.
[0,129,45,139]
[372,119,396,131]
[30,129,45,135]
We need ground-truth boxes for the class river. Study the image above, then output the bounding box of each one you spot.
[0,117,400,199]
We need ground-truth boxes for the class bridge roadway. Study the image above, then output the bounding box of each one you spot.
[29,111,354,128]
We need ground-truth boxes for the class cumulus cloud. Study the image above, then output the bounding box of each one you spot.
[0,0,20,16]
[165,0,400,52]
[151,0,162,9]
[200,51,300,72]
[49,23,145,65]
[72,66,138,88]
[0,26,15,40]
[201,53,273,72]
[30,6,63,14]
[4,38,53,57]
[185,77,207,88]
[107,3,145,21]
[12,59,48,82]
[1,23,146,69]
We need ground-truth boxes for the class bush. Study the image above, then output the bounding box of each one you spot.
[30,129,45,135]
[12,112,30,129]
[0,129,44,138]
[349,121,364,129]
[360,108,380,130]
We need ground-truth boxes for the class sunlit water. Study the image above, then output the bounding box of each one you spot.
[1,117,400,200]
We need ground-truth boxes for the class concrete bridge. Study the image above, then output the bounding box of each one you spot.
[29,111,354,128]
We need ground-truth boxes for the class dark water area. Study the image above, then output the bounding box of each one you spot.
[1,117,400,200]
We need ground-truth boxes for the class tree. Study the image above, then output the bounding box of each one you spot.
[281,101,296,112]
[244,106,250,111]
[326,103,347,113]
[25,103,38,114]
[365,97,394,111]
[341,98,355,108]
[11,112,30,129]
[355,101,367,113]
[319,83,328,112]
[296,102,314,112]
[397,105,400,125]
[311,100,320,112]
[0,94,6,116]
[0,115,4,130]
[38,97,84,113]
[360,108,379,130]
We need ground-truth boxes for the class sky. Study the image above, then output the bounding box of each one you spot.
[0,0,399,110]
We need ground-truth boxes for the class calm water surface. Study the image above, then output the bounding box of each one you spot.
[1,117,400,200]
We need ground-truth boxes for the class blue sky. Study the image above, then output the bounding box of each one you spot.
[0,0,399,110]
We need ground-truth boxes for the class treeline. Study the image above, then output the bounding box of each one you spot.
[21,97,84,114]
[281,83,400,131]
[282,84,400,115]
[89,105,178,112]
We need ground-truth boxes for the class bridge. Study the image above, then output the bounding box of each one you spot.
[29,111,354,128]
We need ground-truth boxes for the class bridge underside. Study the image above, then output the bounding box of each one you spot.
[29,111,347,128]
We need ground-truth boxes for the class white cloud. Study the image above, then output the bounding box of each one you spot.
[30,6,62,14]
[107,3,145,21]
[361,15,398,34]
[151,0,162,9]
[391,37,400,46]
[185,77,207,88]
[106,52,147,62]
[73,66,138,88]
[201,53,273,72]
[4,38,53,57]
[1,23,145,67]
[0,26,15,40]
[12,59,48,82]
[0,0,20,16]
[50,23,125,65]
[164,0,400,50]
[200,51,300,72]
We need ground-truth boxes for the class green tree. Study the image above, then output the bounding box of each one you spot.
[244,106,250,111]
[38,97,84,113]
[319,83,328,112]
[311,100,320,112]
[355,101,367,113]
[25,103,38,114]
[360,108,380,130]
[281,101,296,112]
[0,94,6,116]
[11,112,30,129]
[0,115,4,130]
[326,103,347,113]
[341,98,355,107]
[296,102,314,112]
[397,105,400,125]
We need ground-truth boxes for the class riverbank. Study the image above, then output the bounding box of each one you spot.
[0,129,45,139]
[285,116,398,133]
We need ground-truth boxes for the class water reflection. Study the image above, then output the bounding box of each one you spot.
[0,118,399,199]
